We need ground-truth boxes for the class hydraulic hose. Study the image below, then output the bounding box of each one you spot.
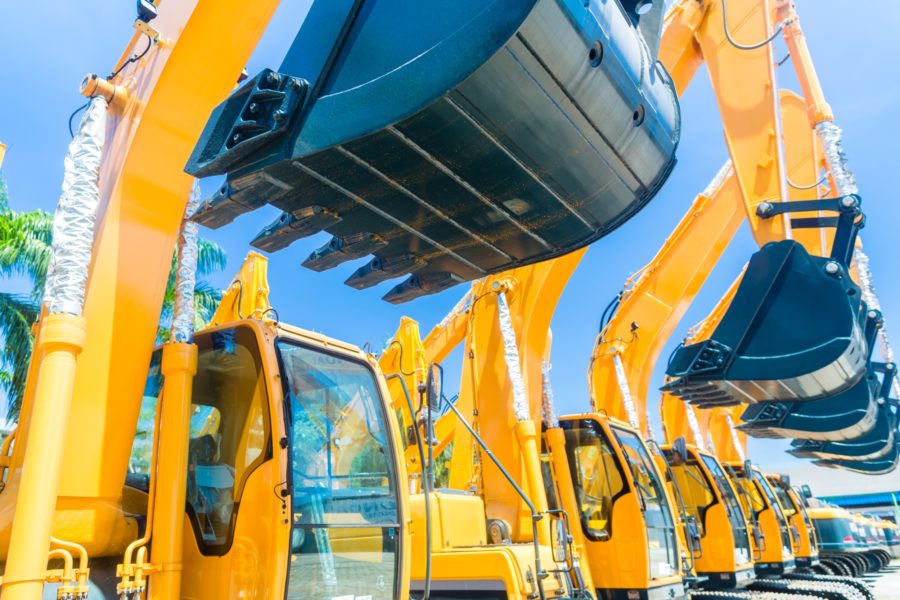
[384,374,431,600]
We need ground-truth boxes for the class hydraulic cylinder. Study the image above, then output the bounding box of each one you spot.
[1,314,86,600]
[148,342,198,600]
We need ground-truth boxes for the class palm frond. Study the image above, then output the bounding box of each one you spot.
[0,172,9,212]
[197,239,226,276]
[0,209,53,292]
[0,292,38,420]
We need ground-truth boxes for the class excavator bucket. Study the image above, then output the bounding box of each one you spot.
[185,0,680,302]
[788,406,896,461]
[664,240,868,405]
[738,376,878,441]
[814,442,900,475]
[738,317,890,442]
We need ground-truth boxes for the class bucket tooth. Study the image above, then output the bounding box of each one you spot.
[383,272,464,304]
[664,240,868,404]
[302,233,389,272]
[185,0,681,300]
[191,182,270,229]
[345,254,425,289]
[250,206,342,252]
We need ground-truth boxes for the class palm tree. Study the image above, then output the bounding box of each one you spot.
[0,173,47,422]
[0,171,226,421]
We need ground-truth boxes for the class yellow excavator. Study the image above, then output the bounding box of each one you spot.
[0,0,686,597]
[0,0,893,599]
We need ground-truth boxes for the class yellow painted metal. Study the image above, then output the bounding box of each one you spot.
[728,464,794,567]
[210,251,272,326]
[50,536,90,596]
[661,0,790,245]
[407,485,570,597]
[454,251,585,541]
[1,313,86,600]
[545,426,596,593]
[768,474,818,563]
[385,252,586,542]
[380,317,430,480]
[79,74,131,115]
[147,342,198,599]
[0,142,6,168]
[0,0,872,597]
[780,88,833,256]
[178,318,290,599]
[514,418,549,546]
[405,489,569,600]
[705,406,748,465]
[0,1,283,568]
[776,0,833,126]
[589,167,744,434]
[561,412,686,594]
[676,445,755,575]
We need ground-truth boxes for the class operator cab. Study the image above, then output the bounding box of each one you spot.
[559,414,686,600]
[766,476,819,569]
[660,444,754,589]
[725,463,796,577]
[129,320,407,600]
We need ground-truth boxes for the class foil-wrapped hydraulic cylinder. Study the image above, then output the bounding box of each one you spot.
[43,97,107,315]
[170,182,202,343]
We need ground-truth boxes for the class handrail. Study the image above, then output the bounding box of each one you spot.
[440,387,548,600]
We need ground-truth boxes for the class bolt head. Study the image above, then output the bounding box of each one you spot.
[824,261,841,275]
[266,71,281,85]
[757,202,774,217]
[231,133,242,144]
[248,102,259,114]
[273,110,287,123]
[841,195,857,208]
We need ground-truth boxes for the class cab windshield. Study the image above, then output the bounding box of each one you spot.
[699,454,752,558]
[773,486,797,519]
[278,340,400,600]
[665,454,715,536]
[753,471,793,551]
[611,427,679,579]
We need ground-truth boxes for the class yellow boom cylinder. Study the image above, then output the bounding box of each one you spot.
[148,341,198,599]
[545,426,595,592]
[515,419,551,546]
[1,314,86,600]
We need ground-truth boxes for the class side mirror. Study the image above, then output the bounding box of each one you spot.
[551,517,570,564]
[672,437,689,465]
[743,459,753,475]
[800,484,813,499]
[780,474,791,488]
[426,363,442,412]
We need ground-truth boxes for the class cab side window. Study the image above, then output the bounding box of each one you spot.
[186,327,270,554]
[563,421,625,540]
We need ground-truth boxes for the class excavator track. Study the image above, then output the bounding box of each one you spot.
[747,576,870,600]
[691,589,828,600]
[782,573,875,600]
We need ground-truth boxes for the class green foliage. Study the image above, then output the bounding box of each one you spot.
[0,173,47,420]
[432,442,453,489]
[0,171,227,421]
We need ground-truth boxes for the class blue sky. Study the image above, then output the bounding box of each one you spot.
[1,1,899,494]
